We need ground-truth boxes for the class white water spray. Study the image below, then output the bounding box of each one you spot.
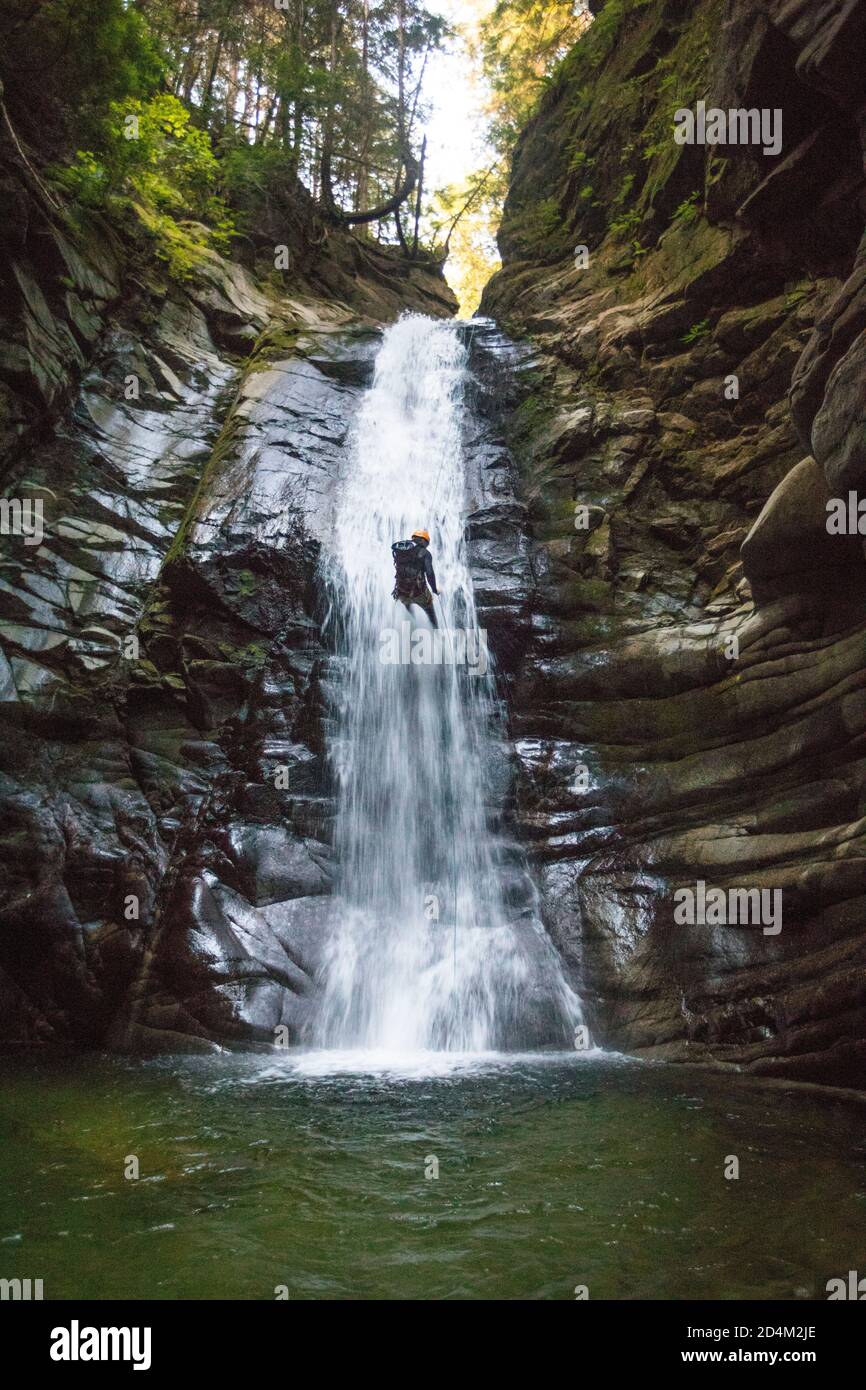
[311,316,581,1052]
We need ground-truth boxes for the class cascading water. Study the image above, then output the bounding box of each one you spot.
[311,315,582,1053]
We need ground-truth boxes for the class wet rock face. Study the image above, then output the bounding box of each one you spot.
[109,327,382,1052]
[462,322,538,679]
[0,166,454,1050]
[481,0,866,1085]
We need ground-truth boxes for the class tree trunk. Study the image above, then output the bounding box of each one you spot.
[241,68,256,133]
[311,131,320,201]
[397,0,406,146]
[280,92,293,148]
[290,103,304,178]
[319,1,341,213]
[412,135,426,255]
[256,92,278,145]
[201,28,225,120]
[355,0,371,228]
[179,46,202,104]
[224,50,240,129]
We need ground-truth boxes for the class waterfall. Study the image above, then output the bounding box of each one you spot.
[310,315,582,1052]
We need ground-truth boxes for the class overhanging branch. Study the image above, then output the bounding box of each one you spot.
[327,149,419,226]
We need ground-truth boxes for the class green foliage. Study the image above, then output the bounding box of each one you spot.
[7,0,452,252]
[130,204,222,282]
[608,206,642,240]
[681,319,711,345]
[55,151,108,210]
[638,0,724,209]
[115,97,229,225]
[584,0,639,63]
[558,0,654,83]
[0,0,162,150]
[672,191,702,226]
[477,0,593,163]
[568,148,593,174]
[507,196,572,259]
[430,170,502,314]
[220,144,300,228]
[784,281,813,312]
[613,173,637,208]
[54,96,234,280]
[235,572,259,598]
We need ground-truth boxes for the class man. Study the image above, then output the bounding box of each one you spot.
[391,528,441,627]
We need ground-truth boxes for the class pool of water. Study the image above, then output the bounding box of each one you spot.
[0,1051,864,1300]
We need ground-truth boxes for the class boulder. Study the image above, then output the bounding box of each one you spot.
[811,328,866,493]
[740,456,862,595]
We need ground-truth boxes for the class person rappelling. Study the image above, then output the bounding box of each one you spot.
[391,528,441,627]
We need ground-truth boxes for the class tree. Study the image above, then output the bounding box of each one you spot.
[429,1,593,305]
[0,0,161,153]
[474,0,592,164]
[5,0,453,269]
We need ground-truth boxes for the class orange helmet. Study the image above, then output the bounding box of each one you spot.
[412,529,430,543]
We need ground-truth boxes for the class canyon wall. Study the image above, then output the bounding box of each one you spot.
[481,0,866,1084]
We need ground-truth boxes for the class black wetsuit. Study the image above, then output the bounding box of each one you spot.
[419,546,439,596]
[392,540,439,622]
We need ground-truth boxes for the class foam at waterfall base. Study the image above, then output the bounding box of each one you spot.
[263,1048,611,1080]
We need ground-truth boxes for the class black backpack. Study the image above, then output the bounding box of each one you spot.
[392,539,426,582]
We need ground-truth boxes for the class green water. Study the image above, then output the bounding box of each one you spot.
[0,1051,863,1301]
